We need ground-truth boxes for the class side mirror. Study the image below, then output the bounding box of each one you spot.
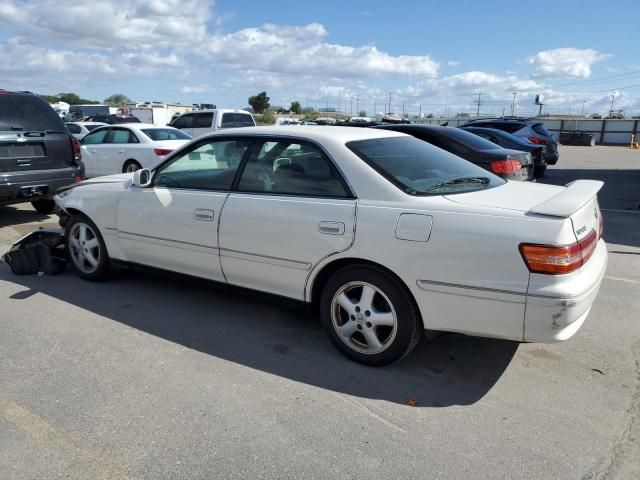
[132,168,152,188]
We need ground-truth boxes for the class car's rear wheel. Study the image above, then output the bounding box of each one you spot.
[320,265,422,366]
[123,160,142,173]
[31,199,56,215]
[65,214,110,281]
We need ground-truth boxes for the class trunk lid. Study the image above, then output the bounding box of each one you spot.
[445,180,603,242]
[0,131,73,173]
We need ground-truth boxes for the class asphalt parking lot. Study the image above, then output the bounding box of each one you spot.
[1,145,639,479]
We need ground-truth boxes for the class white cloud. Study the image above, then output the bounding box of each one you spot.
[447,60,460,67]
[0,0,213,49]
[527,48,610,79]
[204,23,439,78]
[180,85,209,94]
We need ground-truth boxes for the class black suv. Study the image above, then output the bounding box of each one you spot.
[460,117,559,165]
[0,90,84,214]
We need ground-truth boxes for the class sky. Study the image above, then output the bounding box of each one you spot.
[1,0,639,117]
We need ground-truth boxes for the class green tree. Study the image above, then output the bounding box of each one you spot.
[104,94,131,107]
[54,92,99,104]
[358,110,367,117]
[248,91,270,114]
[290,101,302,114]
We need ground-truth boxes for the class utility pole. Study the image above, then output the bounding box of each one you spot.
[609,94,615,117]
[355,95,361,115]
[510,92,517,116]
[374,102,377,115]
[338,89,341,113]
[581,100,586,116]
[350,97,353,115]
[402,102,405,115]
[418,103,422,116]
[474,93,483,117]
[388,92,392,114]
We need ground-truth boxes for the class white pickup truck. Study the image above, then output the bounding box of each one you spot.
[170,109,256,138]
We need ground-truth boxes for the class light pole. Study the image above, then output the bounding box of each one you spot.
[510,92,517,116]
[388,92,392,114]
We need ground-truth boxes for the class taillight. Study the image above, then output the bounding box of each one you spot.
[490,159,521,174]
[71,136,81,160]
[519,230,598,275]
[154,148,173,156]
[527,136,547,145]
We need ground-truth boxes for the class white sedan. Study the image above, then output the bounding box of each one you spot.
[65,121,108,139]
[55,126,607,366]
[80,123,191,177]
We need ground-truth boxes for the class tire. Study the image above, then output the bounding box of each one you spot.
[31,199,56,215]
[320,265,422,366]
[122,160,142,173]
[65,214,110,281]
[533,165,547,178]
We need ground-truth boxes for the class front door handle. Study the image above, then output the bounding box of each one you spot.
[194,209,214,221]
[318,221,345,235]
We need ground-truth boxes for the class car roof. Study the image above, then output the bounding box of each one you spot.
[180,109,252,114]
[204,125,406,143]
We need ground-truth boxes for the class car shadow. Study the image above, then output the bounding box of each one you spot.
[0,264,518,408]
[0,205,55,229]
[540,168,640,248]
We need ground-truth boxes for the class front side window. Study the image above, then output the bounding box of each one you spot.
[154,139,250,190]
[347,136,504,196]
[81,129,108,145]
[237,140,350,197]
[172,114,194,129]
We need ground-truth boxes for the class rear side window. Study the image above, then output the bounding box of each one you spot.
[66,123,82,134]
[491,122,526,134]
[107,129,138,144]
[531,123,550,136]
[0,94,65,131]
[195,112,213,128]
[221,113,255,128]
[141,128,191,141]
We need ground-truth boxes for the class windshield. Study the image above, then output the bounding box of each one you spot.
[141,128,191,141]
[347,136,505,195]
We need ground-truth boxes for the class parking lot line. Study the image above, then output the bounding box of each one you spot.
[604,275,640,285]
[0,390,139,480]
[601,208,640,215]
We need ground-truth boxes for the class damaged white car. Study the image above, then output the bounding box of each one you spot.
[55,126,607,366]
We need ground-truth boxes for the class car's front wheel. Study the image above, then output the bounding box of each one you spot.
[320,265,422,366]
[65,214,110,281]
[31,199,56,215]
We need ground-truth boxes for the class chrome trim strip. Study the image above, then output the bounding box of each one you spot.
[416,279,581,300]
[117,230,217,250]
[219,247,312,271]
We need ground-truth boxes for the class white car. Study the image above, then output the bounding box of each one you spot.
[65,121,107,139]
[170,109,256,138]
[80,123,191,177]
[55,126,607,366]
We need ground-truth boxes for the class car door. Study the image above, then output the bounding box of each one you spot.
[218,138,356,300]
[80,128,110,177]
[116,137,251,281]
[191,112,214,138]
[171,113,195,137]
[103,127,139,175]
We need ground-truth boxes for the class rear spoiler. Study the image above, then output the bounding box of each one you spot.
[529,180,604,218]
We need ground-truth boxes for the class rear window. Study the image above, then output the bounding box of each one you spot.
[195,112,213,128]
[221,113,255,128]
[439,128,500,149]
[490,122,526,134]
[141,128,191,141]
[531,123,551,136]
[66,123,82,134]
[347,136,504,196]
[0,94,66,131]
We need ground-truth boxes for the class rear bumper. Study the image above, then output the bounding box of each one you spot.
[0,167,80,205]
[523,240,607,342]
[545,151,559,165]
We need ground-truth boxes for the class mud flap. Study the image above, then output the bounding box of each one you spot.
[2,228,68,275]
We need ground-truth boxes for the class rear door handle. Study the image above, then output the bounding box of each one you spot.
[194,209,214,221]
[318,221,345,235]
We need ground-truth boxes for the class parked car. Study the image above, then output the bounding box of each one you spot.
[85,114,141,125]
[65,121,108,140]
[55,126,606,366]
[460,118,559,165]
[170,109,255,138]
[80,123,191,177]
[460,126,547,177]
[374,124,533,181]
[0,90,84,214]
